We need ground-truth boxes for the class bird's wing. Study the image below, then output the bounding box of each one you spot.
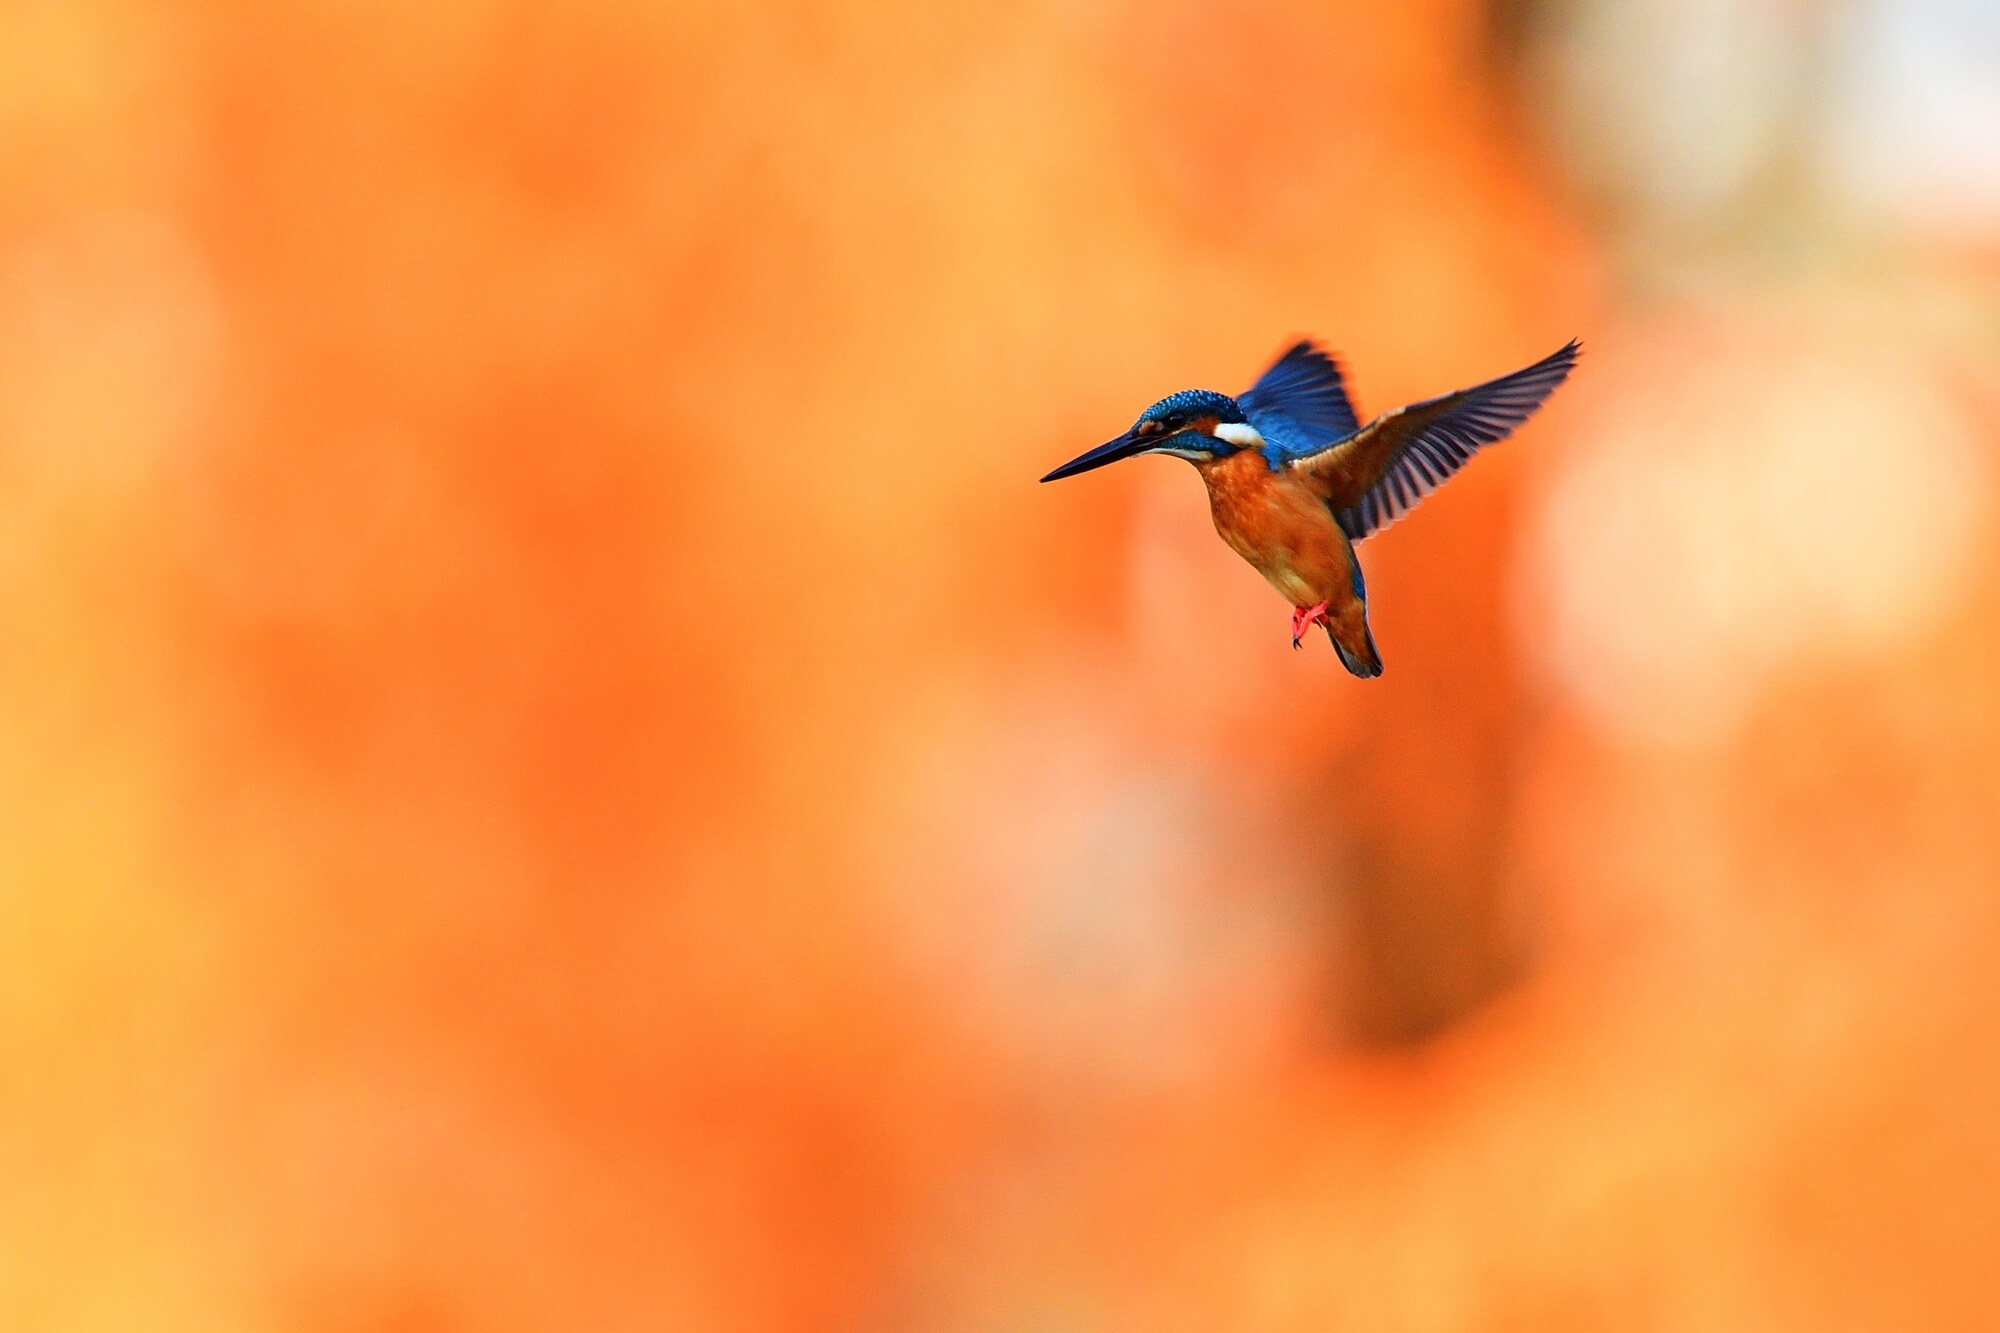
[1290,339,1579,540]
[1239,340,1362,462]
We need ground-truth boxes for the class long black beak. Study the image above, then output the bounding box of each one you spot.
[1039,431,1150,482]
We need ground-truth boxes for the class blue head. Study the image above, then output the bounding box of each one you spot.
[1041,388,1263,482]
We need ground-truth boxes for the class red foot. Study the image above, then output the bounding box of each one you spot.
[1290,601,1330,649]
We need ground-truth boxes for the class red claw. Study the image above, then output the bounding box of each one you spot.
[1290,600,1330,649]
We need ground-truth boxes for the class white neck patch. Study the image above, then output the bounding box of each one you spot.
[1213,422,1266,448]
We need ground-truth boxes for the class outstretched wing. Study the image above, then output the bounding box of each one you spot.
[1292,339,1579,540]
[1239,340,1362,463]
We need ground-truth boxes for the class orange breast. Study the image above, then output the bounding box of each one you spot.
[1196,449,1356,610]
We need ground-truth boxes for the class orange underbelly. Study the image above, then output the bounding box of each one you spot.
[1199,451,1352,608]
[1215,526,1315,603]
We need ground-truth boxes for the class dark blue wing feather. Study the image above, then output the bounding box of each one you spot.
[1239,340,1361,464]
[1313,340,1580,540]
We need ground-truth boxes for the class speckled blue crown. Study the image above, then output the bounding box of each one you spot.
[1136,389,1244,428]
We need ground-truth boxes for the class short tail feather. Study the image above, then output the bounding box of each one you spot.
[1328,619,1383,679]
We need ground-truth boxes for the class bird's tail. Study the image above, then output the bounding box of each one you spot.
[1327,614,1383,679]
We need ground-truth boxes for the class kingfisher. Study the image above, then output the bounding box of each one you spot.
[1040,338,1579,677]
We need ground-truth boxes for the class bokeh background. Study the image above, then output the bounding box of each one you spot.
[4,0,1998,1328]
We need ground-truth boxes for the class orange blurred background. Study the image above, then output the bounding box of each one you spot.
[4,0,1998,1328]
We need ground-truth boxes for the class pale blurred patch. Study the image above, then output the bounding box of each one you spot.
[1819,0,2000,238]
[1528,0,2000,246]
[1528,0,1800,232]
[0,212,224,496]
[1517,305,1986,746]
[867,668,1322,1100]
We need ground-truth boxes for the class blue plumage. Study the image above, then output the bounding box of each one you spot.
[1239,340,1361,467]
[1136,388,1244,430]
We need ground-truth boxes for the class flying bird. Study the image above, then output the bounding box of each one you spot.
[1040,338,1579,677]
